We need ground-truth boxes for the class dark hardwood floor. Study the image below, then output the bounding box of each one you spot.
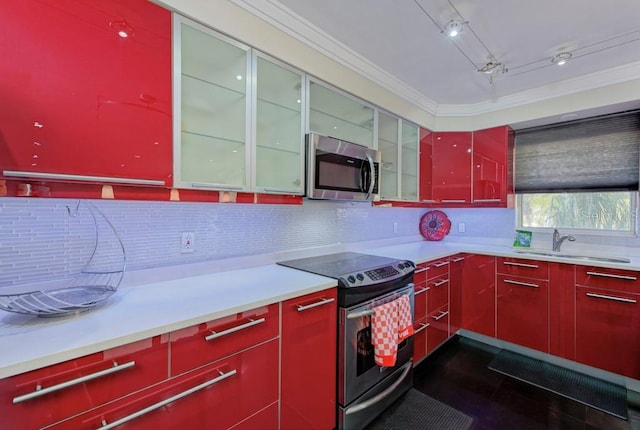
[413,337,640,430]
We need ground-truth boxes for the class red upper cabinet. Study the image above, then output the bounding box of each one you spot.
[419,127,433,202]
[472,126,513,206]
[431,132,472,204]
[0,0,173,187]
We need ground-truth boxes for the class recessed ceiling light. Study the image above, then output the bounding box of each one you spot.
[551,52,573,66]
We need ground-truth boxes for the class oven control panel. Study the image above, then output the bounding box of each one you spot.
[340,261,414,287]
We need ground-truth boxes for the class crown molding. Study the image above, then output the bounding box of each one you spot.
[229,0,640,119]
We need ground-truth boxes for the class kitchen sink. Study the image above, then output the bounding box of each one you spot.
[513,249,631,264]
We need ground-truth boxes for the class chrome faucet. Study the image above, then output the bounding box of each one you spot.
[552,229,576,251]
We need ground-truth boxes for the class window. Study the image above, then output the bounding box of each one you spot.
[515,111,640,235]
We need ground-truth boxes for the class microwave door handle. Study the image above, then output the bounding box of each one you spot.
[365,154,375,198]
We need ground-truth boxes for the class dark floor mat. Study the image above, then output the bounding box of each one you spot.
[365,388,474,430]
[489,349,628,419]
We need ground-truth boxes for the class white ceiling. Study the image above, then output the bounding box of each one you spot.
[237,0,640,122]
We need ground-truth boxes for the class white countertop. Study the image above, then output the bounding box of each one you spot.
[2,238,640,379]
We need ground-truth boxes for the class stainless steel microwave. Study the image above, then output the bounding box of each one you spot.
[306,133,380,201]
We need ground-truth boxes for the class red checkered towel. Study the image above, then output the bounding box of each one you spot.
[372,295,414,367]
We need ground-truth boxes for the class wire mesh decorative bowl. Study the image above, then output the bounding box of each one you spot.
[0,202,126,317]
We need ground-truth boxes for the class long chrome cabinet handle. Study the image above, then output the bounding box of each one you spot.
[297,297,335,312]
[451,257,465,262]
[13,361,136,404]
[97,369,237,430]
[415,287,430,296]
[205,318,266,341]
[503,261,539,269]
[414,322,430,334]
[2,170,165,186]
[441,199,466,203]
[504,279,540,289]
[474,199,502,202]
[345,362,412,415]
[433,279,449,287]
[415,267,429,274]
[586,292,637,304]
[432,311,448,321]
[434,262,449,268]
[191,183,244,191]
[586,271,637,281]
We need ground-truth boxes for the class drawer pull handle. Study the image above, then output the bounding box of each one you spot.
[414,322,430,334]
[297,297,335,312]
[205,318,266,341]
[432,311,449,321]
[415,268,429,274]
[433,279,449,287]
[415,286,430,295]
[13,361,136,404]
[586,271,637,281]
[452,257,465,262]
[474,199,502,202]
[504,279,540,289]
[441,199,466,203]
[191,183,244,191]
[503,261,539,269]
[97,368,237,430]
[586,292,637,304]
[434,262,450,268]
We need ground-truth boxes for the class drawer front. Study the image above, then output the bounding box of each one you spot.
[0,336,168,430]
[52,339,280,430]
[170,303,279,375]
[576,287,640,378]
[427,258,450,279]
[229,402,279,430]
[576,266,640,294]
[414,263,429,286]
[412,316,429,365]
[497,274,549,353]
[427,304,449,354]
[497,257,549,280]
[414,282,429,321]
[428,274,449,312]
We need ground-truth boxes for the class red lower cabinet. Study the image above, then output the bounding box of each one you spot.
[576,287,640,378]
[51,339,279,430]
[281,289,337,430]
[461,254,496,337]
[229,403,279,430]
[0,336,169,430]
[497,275,549,352]
[549,263,576,360]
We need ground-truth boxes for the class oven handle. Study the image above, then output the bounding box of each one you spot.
[346,288,414,320]
[345,361,412,415]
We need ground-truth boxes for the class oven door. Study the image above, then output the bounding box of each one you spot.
[338,284,414,407]
[306,133,379,201]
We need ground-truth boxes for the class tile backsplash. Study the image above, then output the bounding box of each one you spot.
[0,197,518,289]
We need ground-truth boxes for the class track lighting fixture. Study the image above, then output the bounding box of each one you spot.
[442,20,466,38]
[551,52,573,66]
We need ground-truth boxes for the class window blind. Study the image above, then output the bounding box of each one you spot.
[514,111,640,193]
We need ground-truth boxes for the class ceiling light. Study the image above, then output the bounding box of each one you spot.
[442,20,466,38]
[551,52,572,66]
[478,62,502,74]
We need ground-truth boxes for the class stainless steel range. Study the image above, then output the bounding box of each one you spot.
[278,252,415,430]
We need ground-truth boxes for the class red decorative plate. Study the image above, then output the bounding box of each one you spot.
[419,210,451,241]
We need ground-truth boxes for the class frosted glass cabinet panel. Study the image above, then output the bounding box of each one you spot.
[254,55,304,194]
[378,112,399,199]
[174,18,251,190]
[308,81,375,148]
[401,121,419,200]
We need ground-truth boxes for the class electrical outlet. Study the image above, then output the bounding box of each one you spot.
[181,232,195,254]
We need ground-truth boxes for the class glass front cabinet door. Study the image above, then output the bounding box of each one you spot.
[400,121,419,201]
[308,80,375,149]
[378,111,400,199]
[173,16,304,195]
[253,54,304,195]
